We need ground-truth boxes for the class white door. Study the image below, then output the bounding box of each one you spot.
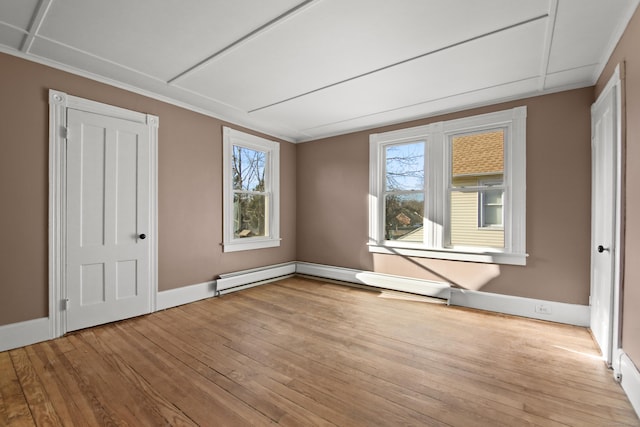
[590,75,620,366]
[66,108,151,332]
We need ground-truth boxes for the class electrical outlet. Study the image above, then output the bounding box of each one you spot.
[535,304,552,315]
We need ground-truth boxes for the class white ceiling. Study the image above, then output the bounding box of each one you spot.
[0,0,637,142]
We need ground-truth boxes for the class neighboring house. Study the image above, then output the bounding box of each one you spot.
[450,130,505,249]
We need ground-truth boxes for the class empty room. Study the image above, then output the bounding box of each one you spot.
[1,1,640,425]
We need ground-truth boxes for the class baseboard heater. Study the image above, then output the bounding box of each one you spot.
[216,262,297,295]
[355,271,451,302]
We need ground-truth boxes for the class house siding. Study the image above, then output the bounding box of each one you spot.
[450,176,504,248]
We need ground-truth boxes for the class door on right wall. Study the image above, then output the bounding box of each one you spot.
[590,72,620,367]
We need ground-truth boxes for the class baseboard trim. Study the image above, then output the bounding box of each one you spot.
[217,262,297,292]
[295,262,589,326]
[450,288,590,326]
[156,280,217,311]
[0,317,51,352]
[295,264,451,300]
[620,352,640,419]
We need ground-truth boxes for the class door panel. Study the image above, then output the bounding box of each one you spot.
[66,109,150,332]
[590,86,617,365]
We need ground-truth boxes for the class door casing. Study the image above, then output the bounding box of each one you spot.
[590,65,623,374]
[48,89,159,338]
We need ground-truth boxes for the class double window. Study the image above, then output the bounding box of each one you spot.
[369,107,526,265]
[222,127,280,252]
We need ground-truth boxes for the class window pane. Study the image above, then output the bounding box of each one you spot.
[385,193,424,241]
[233,193,266,238]
[385,142,425,191]
[483,203,503,226]
[233,145,266,191]
[450,190,504,248]
[451,130,504,186]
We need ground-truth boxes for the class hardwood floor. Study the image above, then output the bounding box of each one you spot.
[1,276,638,426]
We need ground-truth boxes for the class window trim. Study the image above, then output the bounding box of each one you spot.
[368,107,526,266]
[222,127,280,252]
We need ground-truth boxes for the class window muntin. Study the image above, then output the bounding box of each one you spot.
[223,127,280,252]
[369,107,526,265]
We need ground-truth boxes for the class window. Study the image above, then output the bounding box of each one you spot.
[478,179,504,229]
[223,127,280,252]
[369,107,526,265]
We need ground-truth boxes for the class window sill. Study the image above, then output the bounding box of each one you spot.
[223,238,281,253]
[367,243,527,266]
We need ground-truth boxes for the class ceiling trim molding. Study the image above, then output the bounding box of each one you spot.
[167,0,321,85]
[21,0,53,53]
[295,79,593,143]
[538,0,559,91]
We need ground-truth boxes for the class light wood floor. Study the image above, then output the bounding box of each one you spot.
[1,277,638,426]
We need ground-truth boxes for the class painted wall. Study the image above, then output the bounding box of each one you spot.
[297,88,594,305]
[596,6,640,370]
[0,52,296,327]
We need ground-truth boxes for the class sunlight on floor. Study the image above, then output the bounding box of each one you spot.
[377,290,447,304]
[552,345,605,361]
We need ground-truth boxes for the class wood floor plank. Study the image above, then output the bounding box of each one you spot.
[0,276,638,426]
[9,348,62,426]
[0,351,35,427]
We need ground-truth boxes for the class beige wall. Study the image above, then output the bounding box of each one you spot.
[0,52,296,327]
[597,7,640,369]
[297,88,594,305]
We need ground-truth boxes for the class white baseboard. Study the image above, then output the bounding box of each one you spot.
[156,280,216,311]
[295,262,589,326]
[620,352,640,419]
[0,317,51,352]
[450,288,590,326]
[217,262,297,292]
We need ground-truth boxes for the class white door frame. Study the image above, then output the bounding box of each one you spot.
[48,89,159,338]
[590,65,623,374]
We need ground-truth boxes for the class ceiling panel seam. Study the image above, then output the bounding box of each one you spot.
[538,0,559,91]
[21,0,53,53]
[167,0,321,85]
[248,13,549,114]
[0,21,28,34]
[32,34,175,83]
[298,75,542,133]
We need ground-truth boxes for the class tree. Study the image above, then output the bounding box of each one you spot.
[232,146,267,237]
[384,142,425,239]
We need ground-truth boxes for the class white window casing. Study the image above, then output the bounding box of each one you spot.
[223,127,280,252]
[369,106,527,266]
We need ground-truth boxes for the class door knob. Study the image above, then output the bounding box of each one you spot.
[139,234,146,240]
[597,245,608,253]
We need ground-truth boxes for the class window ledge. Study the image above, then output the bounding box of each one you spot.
[367,243,527,266]
[223,238,281,253]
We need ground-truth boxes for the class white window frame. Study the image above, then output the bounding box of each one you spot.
[222,127,280,252]
[369,106,526,266]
